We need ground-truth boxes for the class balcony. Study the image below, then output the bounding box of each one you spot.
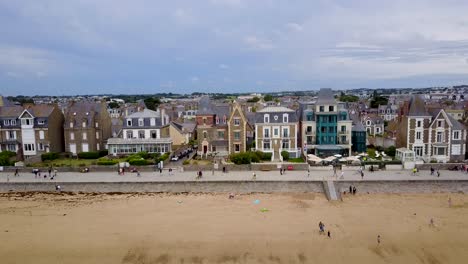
[338,131,348,135]
[305,131,315,135]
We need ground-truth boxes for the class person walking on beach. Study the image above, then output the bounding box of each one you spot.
[327,230,331,238]
[430,218,435,227]
[353,186,357,195]
[319,221,324,234]
[377,235,381,245]
[448,197,452,208]
[349,185,353,194]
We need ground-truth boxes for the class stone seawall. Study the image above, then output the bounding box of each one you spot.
[1,180,468,194]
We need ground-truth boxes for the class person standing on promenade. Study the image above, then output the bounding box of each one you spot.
[361,170,364,179]
[333,166,337,177]
[14,168,19,177]
[48,167,52,177]
[349,185,353,194]
[430,166,434,175]
[252,172,257,181]
[307,167,310,177]
[437,169,440,177]
[340,171,344,180]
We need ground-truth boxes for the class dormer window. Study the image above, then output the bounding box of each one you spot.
[366,120,371,126]
[127,119,132,126]
[21,119,32,126]
[11,120,16,125]
[138,119,144,126]
[82,121,86,128]
[329,106,334,111]
[283,114,288,123]
[234,118,241,126]
[38,120,45,125]
[3,120,10,125]
[70,122,74,128]
[264,114,269,123]
[95,122,99,128]
[216,117,219,124]
[223,115,226,124]
[150,118,155,126]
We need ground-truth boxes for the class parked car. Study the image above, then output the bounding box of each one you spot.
[171,156,179,161]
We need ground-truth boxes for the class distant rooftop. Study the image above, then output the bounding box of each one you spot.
[316,88,336,105]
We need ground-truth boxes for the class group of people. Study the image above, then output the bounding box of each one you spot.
[430,167,441,177]
[27,167,57,180]
[318,221,331,238]
[279,167,286,175]
[348,185,357,195]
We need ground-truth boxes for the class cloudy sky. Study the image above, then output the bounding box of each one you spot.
[1,0,468,95]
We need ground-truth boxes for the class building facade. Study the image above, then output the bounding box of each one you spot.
[64,101,112,155]
[196,97,230,158]
[228,102,249,154]
[255,106,299,161]
[301,89,353,157]
[107,109,172,155]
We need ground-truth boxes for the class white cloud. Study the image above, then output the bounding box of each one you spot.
[219,64,229,69]
[191,76,199,82]
[286,23,303,32]
[244,36,274,50]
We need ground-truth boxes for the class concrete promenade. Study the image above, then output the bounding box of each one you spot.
[1,168,468,183]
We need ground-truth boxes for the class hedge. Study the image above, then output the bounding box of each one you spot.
[0,151,16,166]
[281,151,289,161]
[97,160,118,165]
[78,151,100,159]
[129,159,151,166]
[155,153,169,163]
[41,152,59,161]
[98,150,108,157]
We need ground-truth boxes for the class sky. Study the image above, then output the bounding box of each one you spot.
[1,0,468,96]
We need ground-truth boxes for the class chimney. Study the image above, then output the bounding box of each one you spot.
[160,107,166,126]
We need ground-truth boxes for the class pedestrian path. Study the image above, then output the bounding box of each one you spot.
[323,180,339,201]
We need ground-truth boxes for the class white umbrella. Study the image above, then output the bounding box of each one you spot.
[339,158,347,162]
[324,156,336,162]
[346,156,360,161]
[334,154,343,158]
[307,154,322,162]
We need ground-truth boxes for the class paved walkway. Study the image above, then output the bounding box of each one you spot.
[1,169,468,183]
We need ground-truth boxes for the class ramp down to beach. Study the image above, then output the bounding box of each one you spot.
[323,180,340,201]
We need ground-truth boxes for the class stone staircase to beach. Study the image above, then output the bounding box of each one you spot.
[322,180,341,201]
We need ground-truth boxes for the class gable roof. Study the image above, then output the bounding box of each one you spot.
[0,105,23,117]
[197,96,215,115]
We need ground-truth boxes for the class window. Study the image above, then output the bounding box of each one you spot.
[376,127,381,133]
[234,131,241,140]
[263,140,271,150]
[306,113,313,121]
[321,127,326,133]
[38,143,44,151]
[39,130,44,139]
[437,120,443,127]
[38,120,45,125]
[138,119,144,126]
[70,122,74,128]
[234,118,240,126]
[126,131,133,138]
[341,136,347,144]
[218,131,225,139]
[82,132,87,140]
[203,131,207,139]
[127,119,132,126]
[97,143,100,150]
[7,131,15,139]
[319,106,324,112]
[216,117,219,124]
[417,120,422,128]
[21,119,32,125]
[264,114,269,123]
[328,116,334,122]
[306,126,312,133]
[7,144,16,151]
[96,132,99,139]
[150,118,155,126]
[341,126,346,132]
[282,140,289,149]
[95,122,99,128]
[282,127,289,137]
[453,131,460,140]
[223,116,226,124]
[82,121,86,128]
[451,144,461,155]
[366,120,371,126]
[274,128,279,137]
[11,120,16,125]
[416,131,421,140]
[203,117,207,125]
[3,120,10,125]
[24,144,35,151]
[264,128,270,138]
[138,130,145,139]
[235,144,240,152]
[70,132,75,140]
[329,106,334,111]
[413,146,423,156]
[436,132,443,143]
[435,147,445,156]
[150,130,157,138]
[283,114,288,123]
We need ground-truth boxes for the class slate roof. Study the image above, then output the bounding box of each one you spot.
[408,95,430,117]
[316,88,336,105]
[447,114,466,130]
[197,96,215,115]
[255,106,298,123]
[0,106,23,117]
[25,104,55,118]
[65,101,105,124]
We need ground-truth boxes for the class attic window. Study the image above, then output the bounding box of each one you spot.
[38,120,45,125]
[73,112,76,116]
[216,117,219,124]
[223,115,226,124]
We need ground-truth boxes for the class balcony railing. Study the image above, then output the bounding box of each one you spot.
[305,131,315,135]
[338,131,348,135]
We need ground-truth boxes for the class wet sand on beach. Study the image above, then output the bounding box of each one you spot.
[1,192,468,264]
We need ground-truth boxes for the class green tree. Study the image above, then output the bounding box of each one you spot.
[247,96,260,103]
[108,102,119,109]
[384,146,396,157]
[144,97,161,111]
[263,94,273,101]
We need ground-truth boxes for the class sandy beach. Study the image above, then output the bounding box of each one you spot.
[1,192,467,264]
